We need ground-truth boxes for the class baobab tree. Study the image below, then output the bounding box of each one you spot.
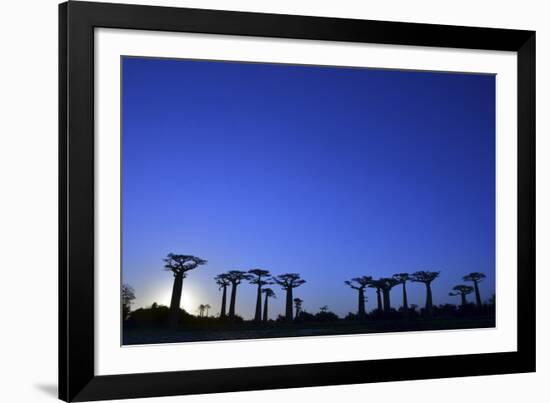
[164,253,207,326]
[411,270,440,316]
[248,269,271,323]
[226,270,252,319]
[204,304,211,317]
[214,273,231,319]
[368,279,384,312]
[121,284,135,320]
[262,288,276,322]
[392,273,410,312]
[462,272,486,308]
[198,304,206,317]
[378,277,400,313]
[449,285,474,307]
[273,273,306,321]
[293,298,303,318]
[344,276,372,319]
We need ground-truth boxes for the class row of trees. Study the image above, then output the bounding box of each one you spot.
[197,304,211,317]
[161,253,307,325]
[146,253,490,326]
[214,270,305,323]
[345,271,487,317]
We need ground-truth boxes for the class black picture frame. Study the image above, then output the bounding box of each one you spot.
[59,1,536,401]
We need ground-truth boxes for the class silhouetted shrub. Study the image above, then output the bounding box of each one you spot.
[345,312,358,321]
[275,314,286,323]
[369,308,384,319]
[129,304,231,327]
[230,314,245,324]
[457,303,476,316]
[434,304,458,316]
[130,303,170,324]
[295,311,315,323]
[369,308,401,320]
[314,311,339,322]
[397,306,419,318]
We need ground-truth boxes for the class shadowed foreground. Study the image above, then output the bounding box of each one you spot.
[123,316,495,345]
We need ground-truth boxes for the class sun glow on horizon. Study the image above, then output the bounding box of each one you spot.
[154,285,204,315]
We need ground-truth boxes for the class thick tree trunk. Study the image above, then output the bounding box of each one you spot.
[229,282,237,318]
[263,293,269,322]
[473,281,482,307]
[220,285,227,318]
[254,283,262,322]
[402,282,408,310]
[460,293,467,307]
[169,273,184,326]
[382,289,391,313]
[376,288,382,311]
[286,287,293,321]
[358,288,366,319]
[425,282,433,316]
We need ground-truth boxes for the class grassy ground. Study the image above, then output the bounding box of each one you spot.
[123,316,495,345]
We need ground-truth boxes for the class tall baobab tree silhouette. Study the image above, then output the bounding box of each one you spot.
[411,271,440,316]
[164,253,207,326]
[392,273,410,312]
[368,279,384,312]
[273,273,306,322]
[449,285,474,307]
[262,288,276,323]
[462,272,486,308]
[226,270,252,319]
[344,276,372,319]
[214,273,231,319]
[204,304,211,317]
[393,273,411,313]
[378,278,400,313]
[293,298,303,318]
[197,304,206,317]
[248,269,271,323]
[121,284,136,320]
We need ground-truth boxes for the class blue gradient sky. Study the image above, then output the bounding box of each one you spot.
[122,57,495,319]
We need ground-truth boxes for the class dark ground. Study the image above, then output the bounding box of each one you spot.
[123,316,495,345]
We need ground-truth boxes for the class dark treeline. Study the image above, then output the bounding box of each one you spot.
[343,271,492,320]
[123,252,494,328]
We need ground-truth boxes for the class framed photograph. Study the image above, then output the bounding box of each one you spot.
[59,1,535,401]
